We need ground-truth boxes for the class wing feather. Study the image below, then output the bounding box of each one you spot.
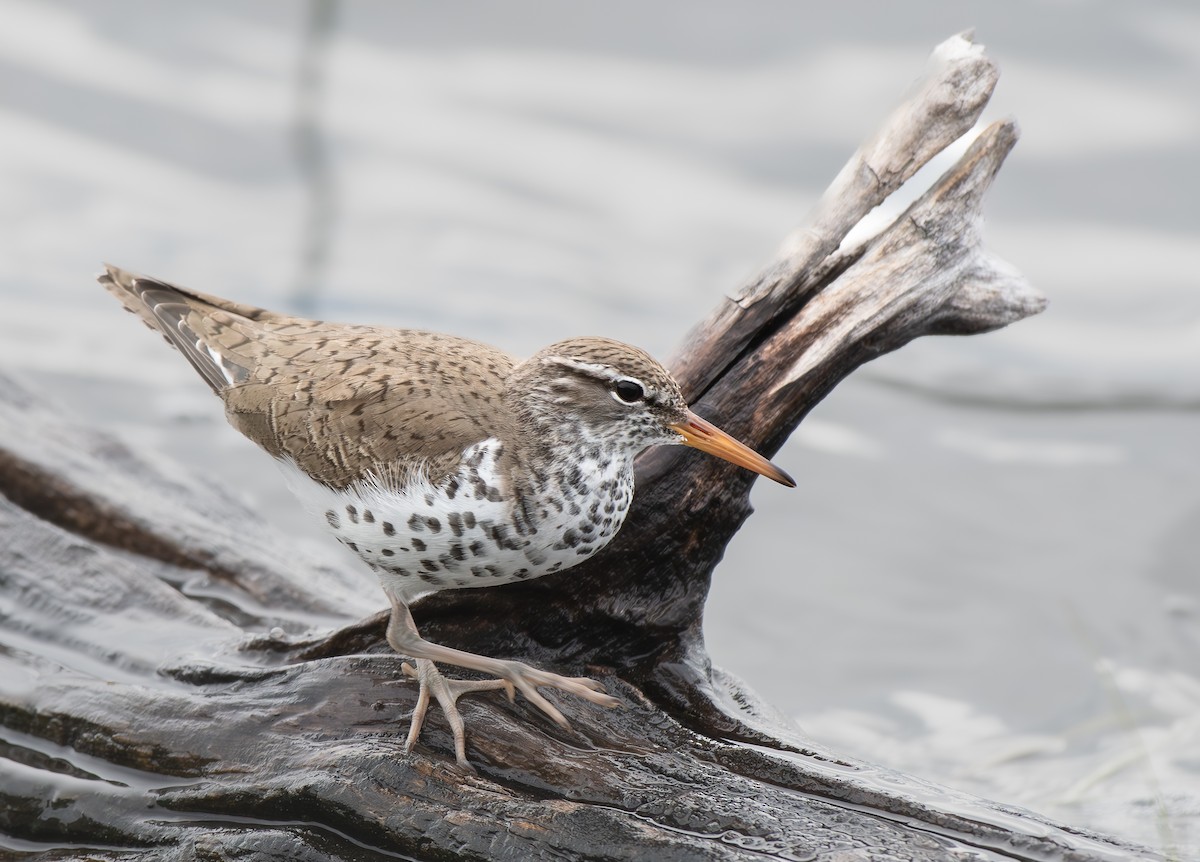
[100,265,516,488]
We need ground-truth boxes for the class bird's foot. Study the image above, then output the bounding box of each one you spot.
[401,659,512,769]
[399,658,621,767]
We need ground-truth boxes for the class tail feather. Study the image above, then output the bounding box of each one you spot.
[99,264,269,394]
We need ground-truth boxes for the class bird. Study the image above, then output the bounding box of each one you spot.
[100,264,794,767]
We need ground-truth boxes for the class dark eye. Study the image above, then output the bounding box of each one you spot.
[612,379,645,404]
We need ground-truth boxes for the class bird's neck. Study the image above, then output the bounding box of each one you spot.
[505,421,637,528]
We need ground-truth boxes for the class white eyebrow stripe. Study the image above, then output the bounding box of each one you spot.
[542,356,620,381]
[541,356,654,401]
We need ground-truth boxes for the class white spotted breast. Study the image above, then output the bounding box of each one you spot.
[278,437,636,601]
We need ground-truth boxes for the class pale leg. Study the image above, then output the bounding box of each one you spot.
[384,591,620,764]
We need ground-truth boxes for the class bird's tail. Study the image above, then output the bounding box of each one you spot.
[99,264,284,394]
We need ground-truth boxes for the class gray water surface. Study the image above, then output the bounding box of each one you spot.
[1,1,1197,856]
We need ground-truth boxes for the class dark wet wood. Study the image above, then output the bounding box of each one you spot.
[0,32,1158,862]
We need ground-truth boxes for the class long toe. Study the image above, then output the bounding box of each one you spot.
[402,662,434,755]
[497,662,622,727]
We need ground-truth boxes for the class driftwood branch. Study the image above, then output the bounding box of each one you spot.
[671,30,1006,397]
[0,32,1156,862]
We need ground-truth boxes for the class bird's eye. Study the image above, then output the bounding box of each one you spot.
[612,379,645,404]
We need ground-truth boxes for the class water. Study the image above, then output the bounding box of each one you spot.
[0,1,1197,856]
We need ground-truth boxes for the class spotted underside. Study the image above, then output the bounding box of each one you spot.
[281,436,635,602]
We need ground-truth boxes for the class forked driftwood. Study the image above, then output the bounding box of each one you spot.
[0,33,1158,862]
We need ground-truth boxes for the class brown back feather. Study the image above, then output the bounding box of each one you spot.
[100,265,517,488]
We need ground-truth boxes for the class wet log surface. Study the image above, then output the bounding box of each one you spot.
[0,33,1160,862]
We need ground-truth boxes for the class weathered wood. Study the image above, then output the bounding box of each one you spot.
[670,30,1005,401]
[0,32,1158,862]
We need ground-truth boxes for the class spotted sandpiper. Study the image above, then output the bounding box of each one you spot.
[101,265,794,766]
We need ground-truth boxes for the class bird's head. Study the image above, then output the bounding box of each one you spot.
[507,337,794,487]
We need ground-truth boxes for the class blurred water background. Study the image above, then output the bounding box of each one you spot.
[0,1,1197,856]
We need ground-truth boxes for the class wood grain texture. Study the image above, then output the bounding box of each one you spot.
[671,31,1007,401]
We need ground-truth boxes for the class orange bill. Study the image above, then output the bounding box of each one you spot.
[668,410,795,487]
